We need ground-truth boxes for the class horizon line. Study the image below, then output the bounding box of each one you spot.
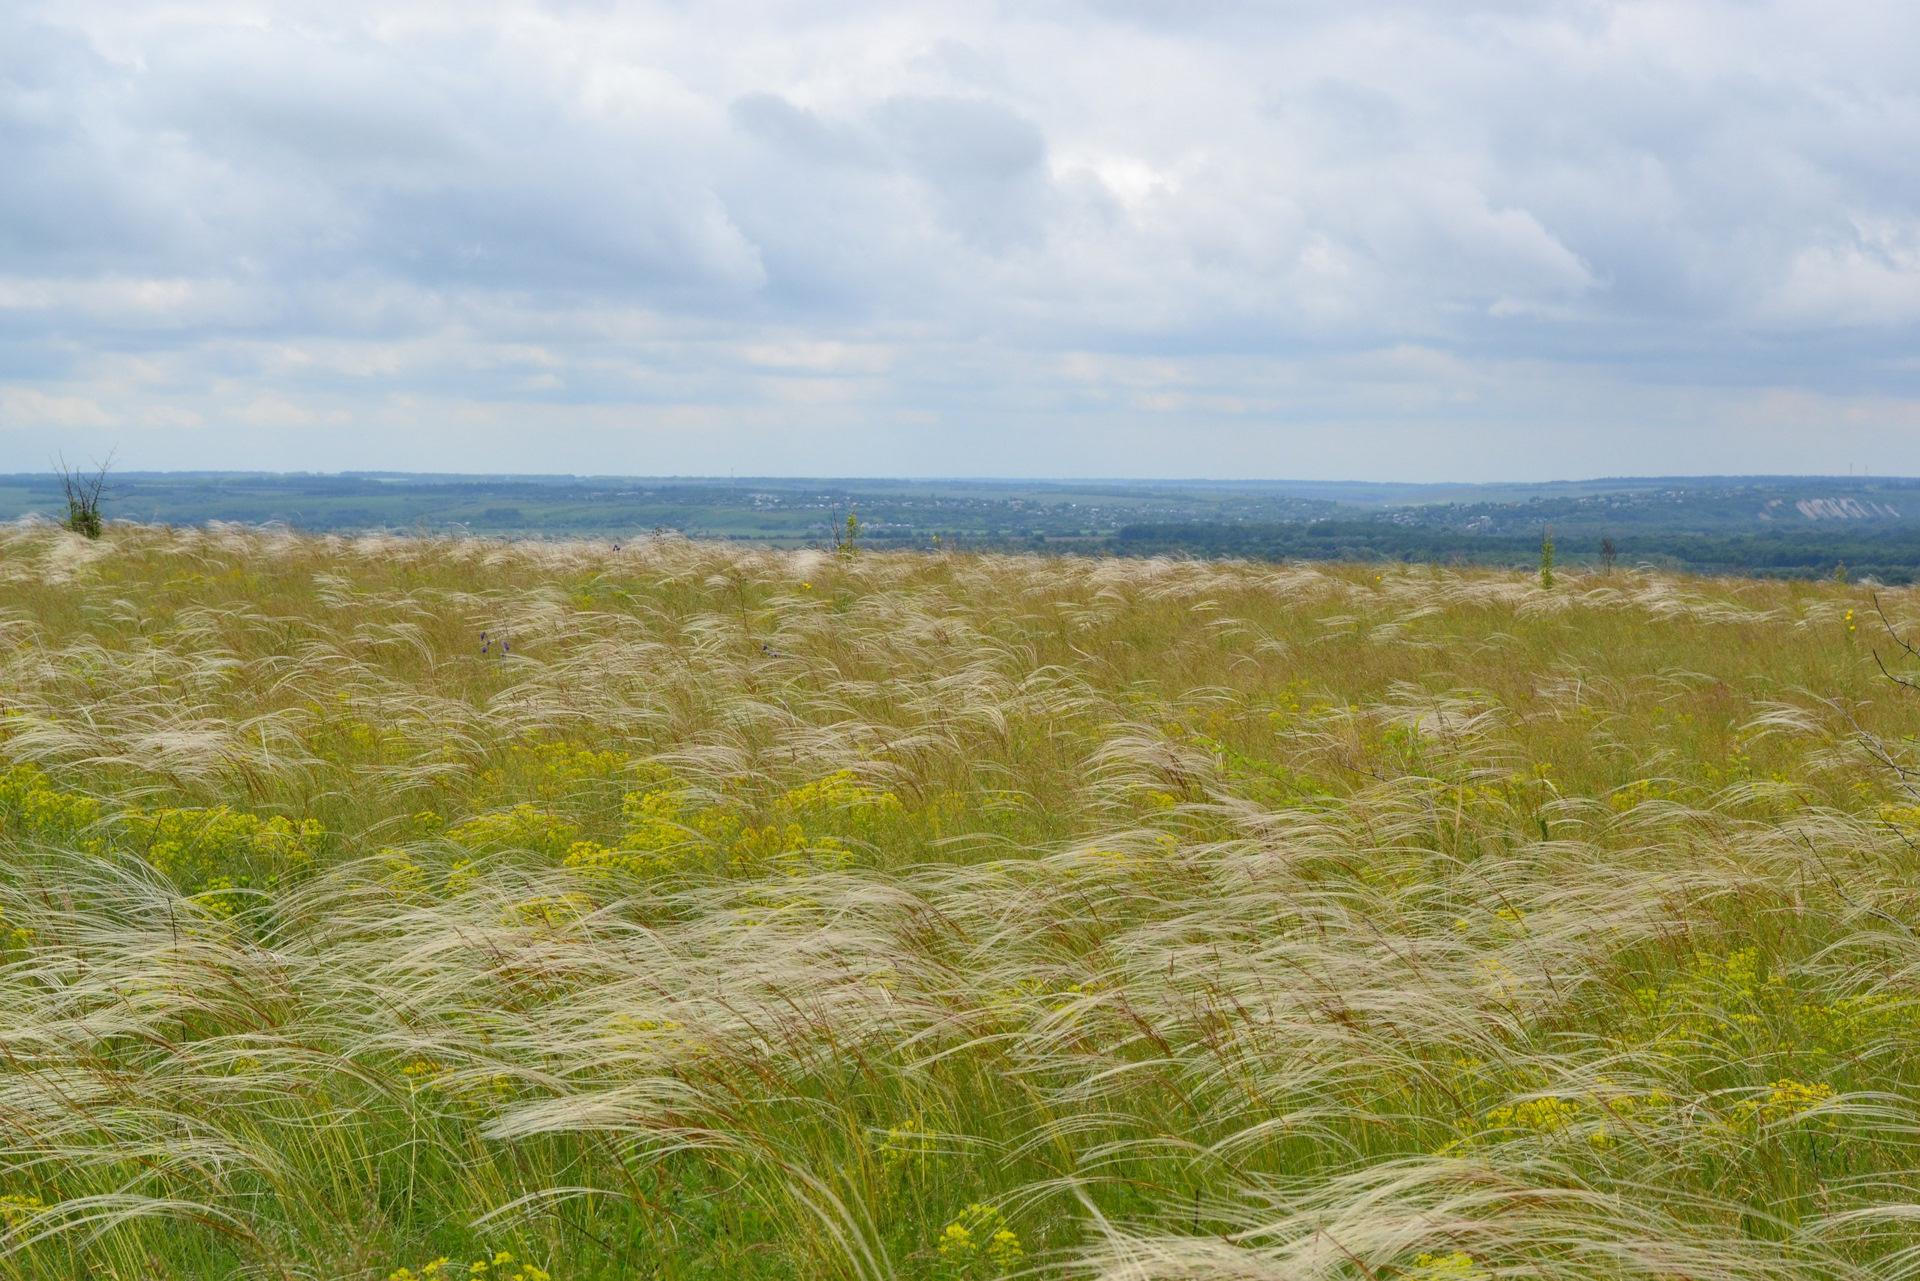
[7,470,1916,487]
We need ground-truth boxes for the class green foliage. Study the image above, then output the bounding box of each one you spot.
[64,505,101,539]
[837,504,863,557]
[55,454,109,539]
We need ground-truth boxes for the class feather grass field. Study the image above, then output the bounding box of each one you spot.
[3,521,1920,1280]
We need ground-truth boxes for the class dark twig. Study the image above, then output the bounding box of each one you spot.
[1801,833,1918,940]
[1872,591,1920,693]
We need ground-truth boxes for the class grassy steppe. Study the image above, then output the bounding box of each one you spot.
[2,523,1919,1280]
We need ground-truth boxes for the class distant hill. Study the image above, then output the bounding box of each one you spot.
[1,471,1914,579]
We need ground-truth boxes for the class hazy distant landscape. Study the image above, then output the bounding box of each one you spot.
[9,471,1919,580]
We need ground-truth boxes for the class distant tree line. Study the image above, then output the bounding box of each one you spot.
[1107,521,1920,583]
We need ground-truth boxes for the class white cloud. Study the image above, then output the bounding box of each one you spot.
[2,0,1918,477]
[0,389,115,428]
[1763,219,1920,327]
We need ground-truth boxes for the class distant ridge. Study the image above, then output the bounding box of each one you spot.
[0,471,1913,579]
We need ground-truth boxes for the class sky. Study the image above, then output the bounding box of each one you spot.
[2,0,1919,481]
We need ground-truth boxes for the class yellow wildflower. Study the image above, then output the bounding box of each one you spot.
[1411,1251,1489,1280]
[880,1116,935,1171]
[938,1222,974,1259]
[937,1204,1021,1274]
[0,1194,44,1229]
[1734,1079,1833,1129]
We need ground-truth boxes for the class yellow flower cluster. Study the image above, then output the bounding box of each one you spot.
[1870,801,1920,850]
[389,1251,550,1281]
[0,763,103,845]
[1446,1078,1675,1154]
[447,804,582,858]
[608,1015,684,1037]
[193,875,248,919]
[396,1057,514,1107]
[1732,1079,1833,1130]
[562,786,716,877]
[0,908,34,951]
[565,772,893,881]
[936,1203,1024,1274]
[778,770,902,823]
[380,848,431,895]
[501,893,593,931]
[1624,947,1910,1063]
[478,741,631,802]
[330,718,409,761]
[413,770,900,888]
[879,1116,935,1172]
[1410,1250,1489,1280]
[0,1194,44,1230]
[755,771,898,871]
[1481,1095,1583,1136]
[1796,992,1907,1056]
[606,1014,707,1059]
[621,785,700,846]
[123,805,323,893]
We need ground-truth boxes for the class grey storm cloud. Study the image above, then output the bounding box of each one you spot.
[734,90,1049,250]
[2,0,1919,478]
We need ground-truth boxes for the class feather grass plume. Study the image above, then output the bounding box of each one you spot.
[0,523,1914,1278]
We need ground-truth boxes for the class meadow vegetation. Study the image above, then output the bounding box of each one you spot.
[1,521,1919,1279]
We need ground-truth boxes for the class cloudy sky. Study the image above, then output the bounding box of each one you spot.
[3,1,1918,479]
